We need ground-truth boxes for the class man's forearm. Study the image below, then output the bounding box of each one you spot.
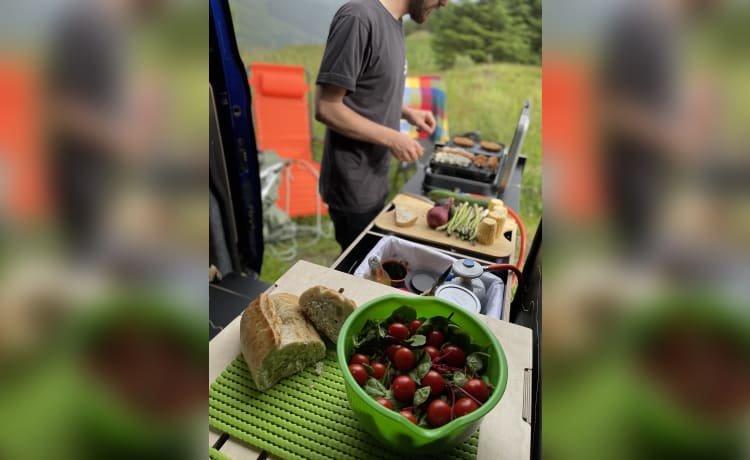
[401,105,413,119]
[603,93,682,157]
[52,96,120,152]
[316,98,399,148]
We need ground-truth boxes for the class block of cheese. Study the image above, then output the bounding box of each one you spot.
[240,293,326,391]
[477,218,497,245]
[489,198,505,213]
[488,210,507,238]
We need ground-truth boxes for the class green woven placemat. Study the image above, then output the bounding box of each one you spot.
[209,352,479,460]
[209,447,231,460]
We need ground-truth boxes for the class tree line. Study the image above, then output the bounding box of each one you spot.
[405,0,541,69]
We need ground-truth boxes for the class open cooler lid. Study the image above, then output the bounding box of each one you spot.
[497,99,531,192]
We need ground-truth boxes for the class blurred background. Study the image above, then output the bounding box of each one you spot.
[543,0,750,458]
[0,0,206,459]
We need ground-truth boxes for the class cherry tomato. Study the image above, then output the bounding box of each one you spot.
[349,364,367,385]
[463,379,489,402]
[370,362,386,379]
[350,354,370,366]
[400,410,418,424]
[454,397,479,417]
[375,397,393,410]
[427,330,445,348]
[442,345,466,367]
[387,344,404,361]
[409,320,423,336]
[388,322,410,340]
[392,375,416,401]
[423,345,440,361]
[427,399,452,427]
[421,370,445,396]
[393,347,415,371]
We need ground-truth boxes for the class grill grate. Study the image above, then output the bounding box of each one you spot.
[209,353,479,460]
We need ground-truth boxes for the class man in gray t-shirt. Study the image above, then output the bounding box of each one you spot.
[316,0,448,251]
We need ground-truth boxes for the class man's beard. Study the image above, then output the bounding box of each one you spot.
[408,0,428,24]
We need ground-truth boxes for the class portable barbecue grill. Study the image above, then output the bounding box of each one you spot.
[423,100,530,196]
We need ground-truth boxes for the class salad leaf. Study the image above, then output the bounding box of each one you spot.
[446,323,471,349]
[381,360,391,385]
[417,411,430,428]
[352,319,384,349]
[364,377,387,398]
[413,386,431,407]
[453,371,468,387]
[415,351,433,380]
[385,389,400,410]
[405,334,426,347]
[408,369,421,386]
[416,316,450,334]
[388,305,417,324]
[377,321,388,339]
[466,352,489,374]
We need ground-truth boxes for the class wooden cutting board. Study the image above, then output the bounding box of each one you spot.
[373,193,516,258]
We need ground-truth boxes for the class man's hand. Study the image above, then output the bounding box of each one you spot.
[387,132,424,162]
[403,107,436,135]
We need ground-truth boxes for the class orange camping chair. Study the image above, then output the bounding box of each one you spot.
[542,57,603,223]
[248,63,327,219]
[0,62,48,223]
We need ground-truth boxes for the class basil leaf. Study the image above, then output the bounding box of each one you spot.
[446,323,470,348]
[364,377,387,398]
[415,351,433,380]
[405,334,426,347]
[362,363,374,375]
[416,316,450,334]
[385,389,398,408]
[382,361,392,385]
[377,321,388,339]
[408,369,421,386]
[353,319,382,349]
[413,386,431,407]
[466,352,489,374]
[389,305,416,324]
[453,371,468,387]
[417,411,430,428]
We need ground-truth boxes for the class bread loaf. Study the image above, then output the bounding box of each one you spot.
[394,205,418,227]
[300,286,356,343]
[240,293,326,391]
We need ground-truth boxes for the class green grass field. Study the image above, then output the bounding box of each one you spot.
[244,32,541,283]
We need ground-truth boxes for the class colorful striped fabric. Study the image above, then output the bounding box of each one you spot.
[400,75,450,143]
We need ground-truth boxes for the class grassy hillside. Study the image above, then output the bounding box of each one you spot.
[230,0,345,51]
[244,32,541,283]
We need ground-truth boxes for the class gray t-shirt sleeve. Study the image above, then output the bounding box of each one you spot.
[316,14,369,93]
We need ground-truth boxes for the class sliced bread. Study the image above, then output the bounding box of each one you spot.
[395,205,418,227]
[299,286,357,343]
[240,293,326,391]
